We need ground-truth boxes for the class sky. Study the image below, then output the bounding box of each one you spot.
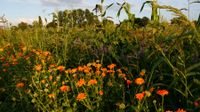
[0,0,200,25]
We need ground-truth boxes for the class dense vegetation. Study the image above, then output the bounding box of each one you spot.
[0,1,200,111]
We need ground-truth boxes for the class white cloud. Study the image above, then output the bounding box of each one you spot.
[40,0,85,6]
[17,18,36,24]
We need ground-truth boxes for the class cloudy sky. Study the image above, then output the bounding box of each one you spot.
[0,0,200,25]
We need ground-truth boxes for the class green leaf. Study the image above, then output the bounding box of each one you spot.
[106,3,114,10]
[186,62,200,73]
[140,1,152,12]
[101,0,104,3]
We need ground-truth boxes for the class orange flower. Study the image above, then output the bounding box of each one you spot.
[60,85,70,92]
[139,69,146,76]
[88,79,97,86]
[99,90,104,96]
[95,70,101,75]
[176,108,186,112]
[101,72,106,77]
[77,66,84,71]
[49,75,53,81]
[35,64,42,71]
[107,64,116,69]
[16,82,25,88]
[135,78,145,85]
[101,68,107,72]
[135,92,145,100]
[48,93,55,99]
[76,79,85,87]
[76,93,87,101]
[41,79,46,84]
[95,63,102,69]
[57,66,65,72]
[71,68,77,73]
[157,89,169,96]
[149,87,154,92]
[126,80,132,86]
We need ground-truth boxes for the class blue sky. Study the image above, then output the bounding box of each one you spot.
[0,0,200,25]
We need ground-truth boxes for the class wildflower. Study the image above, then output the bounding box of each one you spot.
[117,69,122,73]
[101,68,107,72]
[107,64,116,69]
[71,68,77,73]
[157,89,169,96]
[77,66,84,71]
[149,87,154,92]
[35,64,42,71]
[76,93,86,101]
[49,75,53,81]
[95,63,102,69]
[16,82,25,88]
[95,70,101,75]
[135,78,145,85]
[135,92,145,101]
[43,51,50,56]
[48,94,55,99]
[76,79,85,87]
[60,85,70,92]
[165,110,173,112]
[176,108,186,112]
[88,79,97,86]
[194,101,199,107]
[145,91,151,97]
[41,79,46,84]
[139,69,146,76]
[101,72,106,77]
[126,80,132,86]
[99,90,104,96]
[57,66,65,72]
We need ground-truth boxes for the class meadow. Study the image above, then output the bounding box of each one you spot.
[0,1,200,112]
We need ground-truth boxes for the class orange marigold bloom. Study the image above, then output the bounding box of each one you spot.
[135,78,145,85]
[126,80,132,86]
[101,68,107,72]
[71,68,77,73]
[48,93,55,99]
[139,69,146,76]
[16,82,25,88]
[49,75,53,81]
[149,87,154,92]
[57,66,65,72]
[135,92,145,101]
[157,89,169,96]
[60,85,70,92]
[101,72,106,77]
[76,93,87,101]
[95,70,101,75]
[176,108,186,112]
[77,66,84,71]
[35,64,42,71]
[95,63,102,68]
[99,90,104,96]
[107,64,116,69]
[77,79,85,87]
[41,79,46,84]
[88,79,97,86]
